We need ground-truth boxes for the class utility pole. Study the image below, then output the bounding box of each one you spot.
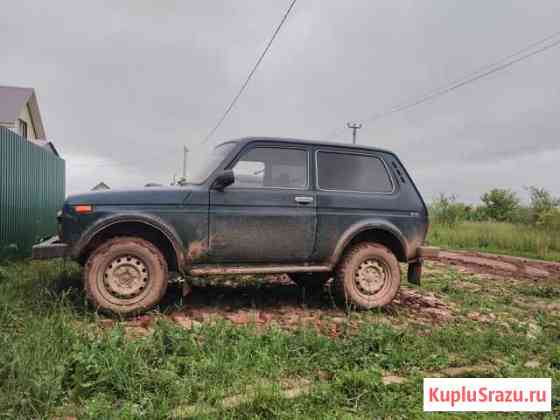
[182,146,189,179]
[346,122,363,144]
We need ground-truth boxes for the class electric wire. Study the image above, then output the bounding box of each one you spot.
[200,0,298,145]
[325,30,560,140]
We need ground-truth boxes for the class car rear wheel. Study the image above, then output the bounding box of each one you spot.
[334,242,400,309]
[289,272,331,293]
[84,237,168,316]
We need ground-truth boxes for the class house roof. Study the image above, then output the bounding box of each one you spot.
[0,85,46,139]
[92,182,110,191]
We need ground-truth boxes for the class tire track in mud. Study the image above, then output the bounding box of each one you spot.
[429,250,560,281]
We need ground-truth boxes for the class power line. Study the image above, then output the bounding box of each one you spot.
[201,0,298,145]
[72,0,299,170]
[325,30,560,140]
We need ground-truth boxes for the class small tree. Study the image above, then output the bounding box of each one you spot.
[480,188,520,222]
[527,186,560,224]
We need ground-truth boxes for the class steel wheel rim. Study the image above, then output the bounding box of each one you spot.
[353,257,389,297]
[98,255,151,305]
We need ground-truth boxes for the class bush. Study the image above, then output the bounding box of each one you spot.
[480,189,520,222]
[537,208,560,232]
[527,186,560,226]
[509,206,532,225]
[429,194,468,227]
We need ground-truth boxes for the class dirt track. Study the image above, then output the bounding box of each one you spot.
[429,250,560,280]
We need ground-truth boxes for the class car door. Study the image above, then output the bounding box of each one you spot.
[209,144,316,263]
[312,148,404,261]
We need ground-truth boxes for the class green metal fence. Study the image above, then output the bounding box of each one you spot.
[0,127,65,257]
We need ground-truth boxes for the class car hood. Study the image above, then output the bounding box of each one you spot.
[65,187,193,206]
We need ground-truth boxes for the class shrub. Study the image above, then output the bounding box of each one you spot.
[509,206,532,225]
[480,188,520,222]
[537,208,560,232]
[429,194,467,226]
[527,186,560,225]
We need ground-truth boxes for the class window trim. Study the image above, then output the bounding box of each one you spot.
[315,149,396,195]
[226,145,311,191]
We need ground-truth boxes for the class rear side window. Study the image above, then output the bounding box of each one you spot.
[317,151,393,193]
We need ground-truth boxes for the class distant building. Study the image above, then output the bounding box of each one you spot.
[92,182,110,191]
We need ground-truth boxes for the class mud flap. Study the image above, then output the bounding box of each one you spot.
[407,259,423,285]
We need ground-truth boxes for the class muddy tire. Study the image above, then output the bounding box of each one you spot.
[84,237,168,316]
[334,242,400,310]
[289,272,331,293]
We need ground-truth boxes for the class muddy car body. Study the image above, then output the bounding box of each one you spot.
[33,137,437,314]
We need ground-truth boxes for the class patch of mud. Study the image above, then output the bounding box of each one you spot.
[382,375,407,385]
[113,275,456,335]
[161,275,355,336]
[390,288,455,324]
[185,240,208,262]
[432,250,560,281]
[172,377,313,418]
[466,311,496,323]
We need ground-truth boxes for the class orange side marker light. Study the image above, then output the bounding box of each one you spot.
[74,205,93,214]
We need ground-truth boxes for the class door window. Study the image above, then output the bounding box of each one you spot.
[232,147,307,189]
[317,151,393,193]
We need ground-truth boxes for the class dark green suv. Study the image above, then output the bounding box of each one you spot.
[33,137,437,315]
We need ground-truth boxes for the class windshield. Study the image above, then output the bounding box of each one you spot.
[186,142,237,184]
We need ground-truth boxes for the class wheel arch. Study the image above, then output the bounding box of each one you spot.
[331,221,409,265]
[73,215,185,272]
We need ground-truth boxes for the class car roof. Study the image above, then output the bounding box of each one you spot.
[216,137,394,155]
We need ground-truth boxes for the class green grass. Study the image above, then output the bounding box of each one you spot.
[0,259,558,418]
[428,221,560,261]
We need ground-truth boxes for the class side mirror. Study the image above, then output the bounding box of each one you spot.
[211,170,235,191]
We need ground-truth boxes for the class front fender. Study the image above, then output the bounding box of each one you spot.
[330,219,409,265]
[71,212,186,268]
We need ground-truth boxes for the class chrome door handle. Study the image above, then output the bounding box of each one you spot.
[294,196,314,204]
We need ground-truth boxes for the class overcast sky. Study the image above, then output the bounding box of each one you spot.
[2,0,560,202]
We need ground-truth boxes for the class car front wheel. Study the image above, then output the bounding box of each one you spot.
[84,237,168,316]
[334,242,400,309]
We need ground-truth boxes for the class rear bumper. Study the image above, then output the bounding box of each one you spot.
[32,236,68,260]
